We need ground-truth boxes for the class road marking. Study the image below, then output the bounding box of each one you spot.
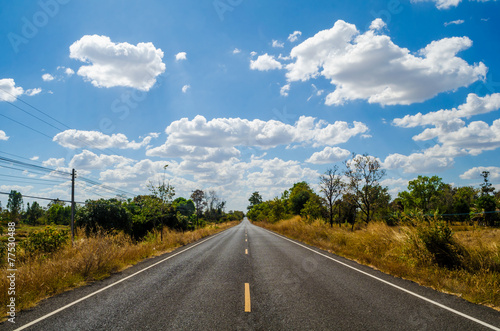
[245,238,247,242]
[245,283,251,312]
[14,229,232,331]
[245,249,248,255]
[261,227,500,331]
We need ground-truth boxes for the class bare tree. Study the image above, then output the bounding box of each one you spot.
[343,153,386,224]
[191,189,206,220]
[319,166,344,227]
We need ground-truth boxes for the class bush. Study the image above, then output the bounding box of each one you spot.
[417,221,464,269]
[21,227,69,256]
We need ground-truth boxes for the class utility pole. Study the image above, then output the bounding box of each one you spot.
[71,168,76,244]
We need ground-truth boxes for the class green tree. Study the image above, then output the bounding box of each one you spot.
[147,178,175,240]
[452,186,477,223]
[46,204,72,225]
[75,199,132,236]
[301,194,326,222]
[343,153,386,223]
[398,176,446,213]
[288,182,314,215]
[248,192,263,210]
[319,167,344,227]
[7,190,23,223]
[190,189,206,220]
[25,201,44,225]
[173,197,195,217]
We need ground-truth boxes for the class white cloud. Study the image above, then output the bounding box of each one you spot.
[444,19,465,26]
[280,84,290,97]
[53,130,153,150]
[394,93,500,156]
[288,31,302,42]
[394,93,500,128]
[42,73,54,82]
[250,54,283,71]
[30,156,39,161]
[381,178,410,198]
[383,151,454,173]
[0,130,9,141]
[69,150,133,170]
[65,68,75,76]
[460,166,500,180]
[306,147,351,164]
[42,158,66,168]
[284,19,486,106]
[25,88,42,96]
[411,0,497,10]
[233,48,241,54]
[0,78,24,102]
[369,18,387,30]
[272,40,284,48]
[69,35,165,91]
[250,51,257,57]
[146,115,368,160]
[175,52,187,61]
[182,84,190,93]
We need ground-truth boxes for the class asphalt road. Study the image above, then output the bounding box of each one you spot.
[4,218,499,330]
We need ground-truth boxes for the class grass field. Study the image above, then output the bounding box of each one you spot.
[254,216,500,310]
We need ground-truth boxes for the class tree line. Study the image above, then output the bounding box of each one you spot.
[247,153,500,228]
[0,181,244,240]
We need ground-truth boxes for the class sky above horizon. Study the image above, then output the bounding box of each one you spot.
[1,0,500,211]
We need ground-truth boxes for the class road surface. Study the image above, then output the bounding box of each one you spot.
[4,218,499,330]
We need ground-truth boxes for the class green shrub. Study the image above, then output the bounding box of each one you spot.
[21,227,69,255]
[417,221,464,269]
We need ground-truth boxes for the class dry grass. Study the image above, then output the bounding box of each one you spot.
[255,216,500,310]
[0,222,238,316]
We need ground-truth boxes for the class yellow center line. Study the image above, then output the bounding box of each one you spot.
[245,283,251,312]
[245,249,248,255]
[245,238,247,242]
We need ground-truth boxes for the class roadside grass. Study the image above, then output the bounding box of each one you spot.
[254,216,500,310]
[0,221,239,316]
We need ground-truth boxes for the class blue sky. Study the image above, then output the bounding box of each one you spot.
[0,0,499,211]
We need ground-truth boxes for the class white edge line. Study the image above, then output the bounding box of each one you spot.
[15,230,229,331]
[260,227,500,331]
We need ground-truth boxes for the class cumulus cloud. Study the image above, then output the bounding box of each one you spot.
[42,73,54,82]
[283,19,486,106]
[288,31,302,42]
[175,52,187,61]
[233,48,241,54]
[182,84,190,93]
[383,151,455,173]
[0,78,24,102]
[69,35,165,91]
[69,150,133,170]
[146,115,368,160]
[394,93,500,156]
[272,40,284,48]
[53,130,154,150]
[411,0,497,10]
[460,166,500,180]
[306,147,351,164]
[250,54,283,71]
[0,130,9,141]
[369,18,386,30]
[65,68,75,76]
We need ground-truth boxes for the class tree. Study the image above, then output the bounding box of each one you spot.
[7,190,23,223]
[398,176,446,213]
[173,197,195,217]
[480,171,495,196]
[301,194,326,222]
[248,192,263,210]
[191,189,206,220]
[147,178,175,241]
[205,191,226,222]
[75,199,132,236]
[25,201,44,225]
[477,171,497,226]
[343,153,386,223]
[319,167,344,227]
[46,204,72,225]
[288,182,314,215]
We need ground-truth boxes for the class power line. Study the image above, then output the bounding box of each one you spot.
[0,173,68,184]
[0,191,85,204]
[0,112,53,139]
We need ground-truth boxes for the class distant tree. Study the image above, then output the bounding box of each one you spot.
[173,197,195,217]
[7,190,23,223]
[319,166,344,227]
[46,204,72,225]
[452,186,477,223]
[398,176,446,213]
[288,182,314,215]
[248,192,263,210]
[147,178,175,241]
[343,153,386,223]
[477,171,497,226]
[76,199,132,236]
[480,171,495,196]
[301,194,326,222]
[190,189,206,220]
[205,191,225,222]
[25,201,44,225]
